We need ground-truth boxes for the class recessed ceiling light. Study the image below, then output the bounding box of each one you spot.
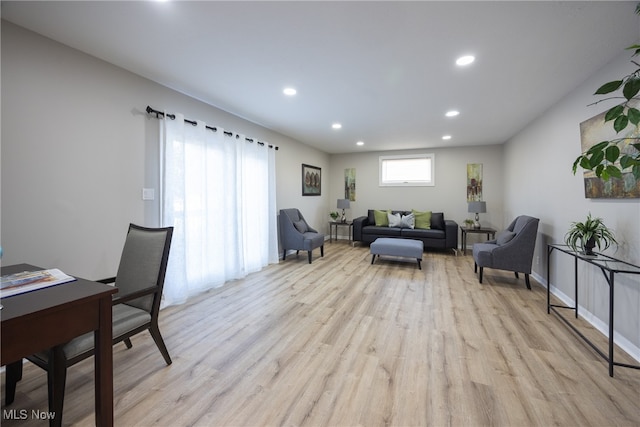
[456,55,475,66]
[356,141,364,146]
[283,87,297,96]
[445,110,460,117]
[442,135,452,140]
[332,123,342,129]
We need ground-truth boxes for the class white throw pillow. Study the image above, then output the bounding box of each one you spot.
[388,212,415,229]
[388,212,402,227]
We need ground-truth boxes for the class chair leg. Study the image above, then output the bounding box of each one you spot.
[149,324,173,365]
[48,346,67,427]
[124,337,133,349]
[283,249,286,260]
[308,251,312,264]
[474,262,477,273]
[371,254,376,264]
[514,272,520,279]
[525,274,532,290]
[5,360,23,405]
[321,245,324,257]
[479,267,483,284]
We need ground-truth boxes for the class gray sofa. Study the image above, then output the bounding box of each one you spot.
[353,210,458,251]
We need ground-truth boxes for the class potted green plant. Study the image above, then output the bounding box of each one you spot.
[329,211,340,221]
[564,213,617,255]
[572,3,640,181]
[463,219,474,229]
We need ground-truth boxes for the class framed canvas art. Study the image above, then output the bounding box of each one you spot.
[579,104,640,199]
[345,168,356,201]
[302,164,321,196]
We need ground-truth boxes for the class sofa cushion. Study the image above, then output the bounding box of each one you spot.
[412,210,431,229]
[431,212,445,230]
[373,210,389,226]
[401,228,445,240]
[363,226,402,237]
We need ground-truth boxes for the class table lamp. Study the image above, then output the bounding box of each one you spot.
[337,199,350,223]
[468,201,486,229]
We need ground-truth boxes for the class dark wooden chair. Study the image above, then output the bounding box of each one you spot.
[4,223,173,425]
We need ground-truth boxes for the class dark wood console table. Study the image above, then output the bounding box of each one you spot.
[460,226,496,255]
[546,245,640,377]
[1,263,117,426]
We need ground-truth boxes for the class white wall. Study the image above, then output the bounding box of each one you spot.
[0,21,329,278]
[504,49,640,356]
[328,145,504,243]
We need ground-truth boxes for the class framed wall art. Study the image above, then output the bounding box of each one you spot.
[302,164,321,196]
[579,105,640,199]
[345,168,356,201]
[467,163,483,202]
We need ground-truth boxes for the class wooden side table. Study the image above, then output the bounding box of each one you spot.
[460,226,496,255]
[329,221,353,243]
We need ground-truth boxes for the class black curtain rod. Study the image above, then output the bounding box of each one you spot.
[146,106,278,150]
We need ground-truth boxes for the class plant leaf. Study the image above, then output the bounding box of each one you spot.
[589,150,604,168]
[605,145,620,163]
[623,77,640,100]
[627,107,640,125]
[572,156,582,174]
[605,165,623,179]
[633,164,640,179]
[613,115,629,133]
[587,140,609,154]
[595,163,605,177]
[595,80,623,95]
[604,105,624,122]
[620,154,634,169]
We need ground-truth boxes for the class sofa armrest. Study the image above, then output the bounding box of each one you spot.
[352,216,370,241]
[444,219,459,249]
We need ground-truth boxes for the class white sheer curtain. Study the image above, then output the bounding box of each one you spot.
[160,113,278,306]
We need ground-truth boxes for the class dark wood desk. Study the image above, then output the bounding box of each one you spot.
[1,264,117,426]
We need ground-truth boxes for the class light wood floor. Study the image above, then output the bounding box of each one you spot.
[2,242,640,426]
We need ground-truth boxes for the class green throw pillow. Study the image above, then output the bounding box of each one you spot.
[412,209,431,229]
[373,209,389,226]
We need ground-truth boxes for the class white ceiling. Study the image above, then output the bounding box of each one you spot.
[2,1,639,154]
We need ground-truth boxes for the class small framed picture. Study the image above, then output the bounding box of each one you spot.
[302,164,321,196]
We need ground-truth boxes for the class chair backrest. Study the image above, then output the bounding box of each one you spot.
[503,215,539,269]
[281,208,303,224]
[115,224,173,314]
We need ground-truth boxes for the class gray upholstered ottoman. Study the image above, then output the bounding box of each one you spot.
[370,238,424,269]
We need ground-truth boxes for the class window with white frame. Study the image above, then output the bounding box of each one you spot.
[379,153,435,186]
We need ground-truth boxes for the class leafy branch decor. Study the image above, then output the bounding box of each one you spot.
[564,213,617,256]
[572,4,640,183]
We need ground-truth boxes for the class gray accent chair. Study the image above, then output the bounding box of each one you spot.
[4,223,173,423]
[472,215,539,289]
[279,208,325,263]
